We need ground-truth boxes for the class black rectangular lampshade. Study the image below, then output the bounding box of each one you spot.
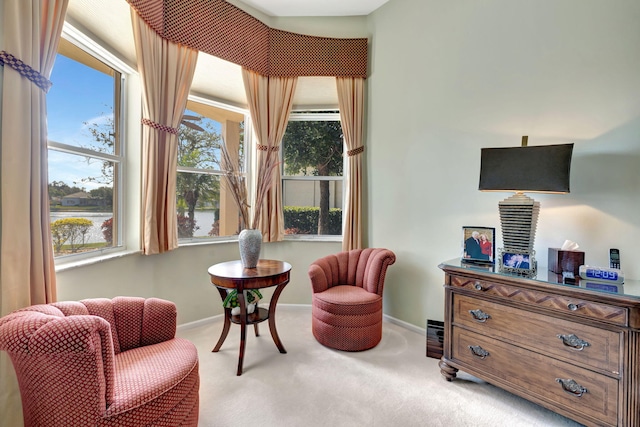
[479,143,574,193]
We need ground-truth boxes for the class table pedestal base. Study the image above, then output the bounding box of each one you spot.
[208,260,291,376]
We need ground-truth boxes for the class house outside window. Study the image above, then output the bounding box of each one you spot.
[47,35,127,259]
[177,98,249,242]
[281,112,344,237]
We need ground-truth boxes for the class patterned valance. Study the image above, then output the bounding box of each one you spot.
[126,0,368,78]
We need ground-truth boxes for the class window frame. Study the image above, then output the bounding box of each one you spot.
[281,110,345,241]
[50,22,137,266]
[176,95,253,245]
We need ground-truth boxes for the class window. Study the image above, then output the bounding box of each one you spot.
[47,33,130,260]
[176,98,249,241]
[281,112,344,237]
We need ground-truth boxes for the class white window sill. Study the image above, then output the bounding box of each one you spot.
[55,248,141,272]
[178,237,239,247]
[54,236,342,272]
[283,235,342,242]
[179,235,342,245]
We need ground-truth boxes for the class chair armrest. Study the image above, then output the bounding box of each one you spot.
[309,263,330,294]
[1,313,116,411]
[30,315,114,355]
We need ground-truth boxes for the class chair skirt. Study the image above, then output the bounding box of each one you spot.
[311,285,383,351]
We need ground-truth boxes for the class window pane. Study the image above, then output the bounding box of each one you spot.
[47,38,122,260]
[179,112,223,170]
[48,54,116,153]
[48,150,115,256]
[176,172,244,238]
[282,120,343,177]
[178,101,246,241]
[281,118,343,236]
[283,179,343,235]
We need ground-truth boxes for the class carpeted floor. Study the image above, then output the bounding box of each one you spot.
[177,305,583,427]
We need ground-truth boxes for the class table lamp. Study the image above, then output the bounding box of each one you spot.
[478,137,574,259]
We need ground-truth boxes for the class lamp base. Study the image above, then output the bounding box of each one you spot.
[498,192,539,253]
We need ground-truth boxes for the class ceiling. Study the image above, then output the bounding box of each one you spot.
[238,0,390,17]
[66,0,385,110]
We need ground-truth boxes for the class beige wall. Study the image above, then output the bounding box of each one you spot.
[367,0,640,327]
[56,240,341,325]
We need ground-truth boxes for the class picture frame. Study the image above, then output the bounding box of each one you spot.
[498,249,537,277]
[461,226,495,264]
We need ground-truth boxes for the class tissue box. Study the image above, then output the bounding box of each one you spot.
[548,248,585,275]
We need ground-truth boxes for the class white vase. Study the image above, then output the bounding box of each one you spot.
[238,229,262,268]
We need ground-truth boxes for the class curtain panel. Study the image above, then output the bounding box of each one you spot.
[241,68,297,242]
[131,11,198,254]
[0,1,69,424]
[336,77,365,251]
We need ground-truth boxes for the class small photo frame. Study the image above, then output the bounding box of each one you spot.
[498,249,537,277]
[462,226,495,263]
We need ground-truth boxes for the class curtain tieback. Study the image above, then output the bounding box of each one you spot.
[0,50,53,92]
[347,146,364,157]
[257,143,279,152]
[141,118,179,135]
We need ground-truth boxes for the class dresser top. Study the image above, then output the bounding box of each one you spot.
[440,258,640,301]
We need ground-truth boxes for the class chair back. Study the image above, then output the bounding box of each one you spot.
[310,248,396,295]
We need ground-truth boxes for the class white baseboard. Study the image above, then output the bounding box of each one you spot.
[177,315,220,331]
[383,313,426,335]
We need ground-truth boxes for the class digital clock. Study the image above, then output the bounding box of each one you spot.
[578,265,624,284]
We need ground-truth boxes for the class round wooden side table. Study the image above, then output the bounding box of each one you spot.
[208,259,291,375]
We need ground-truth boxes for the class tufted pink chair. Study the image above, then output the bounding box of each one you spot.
[0,297,199,427]
[309,248,396,351]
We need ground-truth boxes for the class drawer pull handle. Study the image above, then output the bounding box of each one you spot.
[469,309,491,322]
[567,302,581,311]
[557,333,591,351]
[474,282,483,291]
[555,378,588,397]
[468,345,490,359]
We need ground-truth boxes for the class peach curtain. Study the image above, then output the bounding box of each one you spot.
[0,1,69,424]
[241,68,297,242]
[131,11,198,254]
[336,77,365,251]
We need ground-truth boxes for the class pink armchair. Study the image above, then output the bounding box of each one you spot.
[0,297,199,427]
[309,248,396,351]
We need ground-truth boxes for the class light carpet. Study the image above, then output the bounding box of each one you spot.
[177,305,582,427]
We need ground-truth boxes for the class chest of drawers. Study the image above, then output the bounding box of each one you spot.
[439,260,640,427]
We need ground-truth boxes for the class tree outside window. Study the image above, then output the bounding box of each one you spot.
[281,113,343,236]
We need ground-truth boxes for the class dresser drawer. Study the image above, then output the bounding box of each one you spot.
[453,294,621,374]
[452,327,618,426]
[450,275,628,326]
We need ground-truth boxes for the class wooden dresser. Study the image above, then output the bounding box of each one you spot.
[438,259,640,427]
